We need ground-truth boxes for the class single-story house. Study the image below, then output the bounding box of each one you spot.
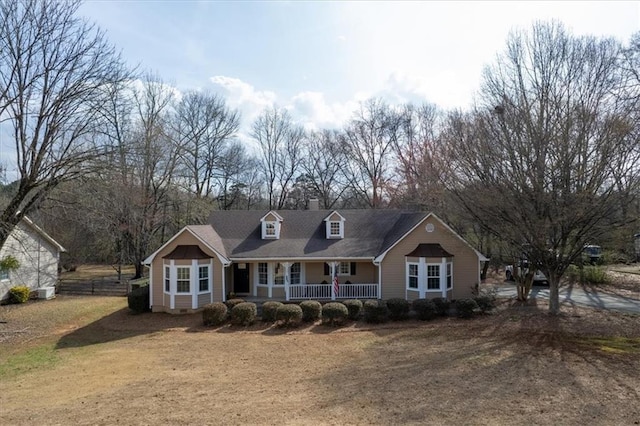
[0,217,66,300]
[143,206,488,314]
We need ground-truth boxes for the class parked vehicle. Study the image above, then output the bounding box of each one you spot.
[582,245,602,265]
[505,259,547,283]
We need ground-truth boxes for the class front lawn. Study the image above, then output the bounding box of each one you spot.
[0,296,638,425]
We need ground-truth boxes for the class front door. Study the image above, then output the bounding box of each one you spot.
[233,263,250,294]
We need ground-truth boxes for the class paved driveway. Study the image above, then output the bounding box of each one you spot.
[493,283,640,315]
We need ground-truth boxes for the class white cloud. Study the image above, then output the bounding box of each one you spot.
[209,75,277,124]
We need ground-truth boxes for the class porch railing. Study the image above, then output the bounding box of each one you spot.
[289,283,378,300]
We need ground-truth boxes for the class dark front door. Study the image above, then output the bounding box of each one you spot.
[233,263,250,294]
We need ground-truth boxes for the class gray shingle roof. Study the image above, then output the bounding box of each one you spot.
[207,209,427,260]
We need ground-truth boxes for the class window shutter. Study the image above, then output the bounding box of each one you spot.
[324,263,330,275]
[350,262,356,275]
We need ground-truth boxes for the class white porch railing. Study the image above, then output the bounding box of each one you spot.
[289,283,378,300]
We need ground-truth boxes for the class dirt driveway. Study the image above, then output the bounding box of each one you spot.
[1,295,639,425]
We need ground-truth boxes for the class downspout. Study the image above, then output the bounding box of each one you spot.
[373,259,382,300]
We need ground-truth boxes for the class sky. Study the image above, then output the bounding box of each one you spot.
[77,1,640,131]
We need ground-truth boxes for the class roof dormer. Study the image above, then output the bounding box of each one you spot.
[261,211,283,239]
[324,211,345,239]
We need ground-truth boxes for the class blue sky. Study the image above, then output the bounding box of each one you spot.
[1,0,638,176]
[78,1,639,130]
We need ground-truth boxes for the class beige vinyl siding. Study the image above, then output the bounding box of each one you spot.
[197,293,210,307]
[381,218,480,300]
[305,262,327,283]
[257,286,268,298]
[306,261,376,284]
[150,231,225,311]
[174,295,192,309]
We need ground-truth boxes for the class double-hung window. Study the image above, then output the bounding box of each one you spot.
[290,263,301,285]
[164,266,170,292]
[258,263,268,285]
[427,265,440,290]
[176,267,190,293]
[199,266,209,292]
[338,262,351,276]
[407,263,419,289]
[446,263,452,290]
[274,263,285,285]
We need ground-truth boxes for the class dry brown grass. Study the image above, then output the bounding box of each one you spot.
[59,264,136,280]
[0,294,639,425]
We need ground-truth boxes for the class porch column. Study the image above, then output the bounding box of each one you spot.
[268,263,273,298]
[169,260,176,310]
[440,257,447,298]
[192,259,198,309]
[418,257,426,299]
[282,262,291,301]
[253,263,258,297]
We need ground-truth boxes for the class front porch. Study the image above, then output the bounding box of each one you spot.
[229,260,380,301]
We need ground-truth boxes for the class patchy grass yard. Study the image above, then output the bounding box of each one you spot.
[1,295,639,425]
[59,264,136,280]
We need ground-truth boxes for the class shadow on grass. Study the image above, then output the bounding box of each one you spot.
[55,308,204,349]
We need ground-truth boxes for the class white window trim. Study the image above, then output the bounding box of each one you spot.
[337,261,351,276]
[426,263,442,292]
[176,266,191,294]
[163,266,170,294]
[198,264,210,294]
[256,262,269,287]
[262,221,281,239]
[406,262,419,290]
[255,262,305,287]
[446,262,453,290]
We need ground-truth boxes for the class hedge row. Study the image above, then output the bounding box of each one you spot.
[201,296,496,326]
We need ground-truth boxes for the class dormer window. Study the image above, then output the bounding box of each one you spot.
[261,211,283,239]
[324,211,345,239]
[265,222,276,237]
[329,221,341,237]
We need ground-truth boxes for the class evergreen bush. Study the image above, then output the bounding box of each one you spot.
[231,302,257,326]
[300,300,322,322]
[202,302,228,326]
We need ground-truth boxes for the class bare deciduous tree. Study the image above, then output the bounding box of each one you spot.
[251,107,305,210]
[445,21,636,314]
[0,0,126,246]
[300,129,349,209]
[342,98,400,208]
[173,91,240,198]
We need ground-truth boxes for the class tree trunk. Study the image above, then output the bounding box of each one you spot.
[548,275,560,315]
[134,262,143,280]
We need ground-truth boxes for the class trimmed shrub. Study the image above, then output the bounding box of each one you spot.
[225,298,245,310]
[8,286,30,304]
[322,302,349,326]
[261,301,284,322]
[432,297,451,317]
[231,302,257,326]
[412,298,437,321]
[202,302,228,326]
[363,299,389,324]
[342,299,363,321]
[582,266,609,285]
[300,300,322,322]
[127,285,150,313]
[276,304,303,327]
[455,298,478,319]
[386,298,410,320]
[474,294,496,313]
